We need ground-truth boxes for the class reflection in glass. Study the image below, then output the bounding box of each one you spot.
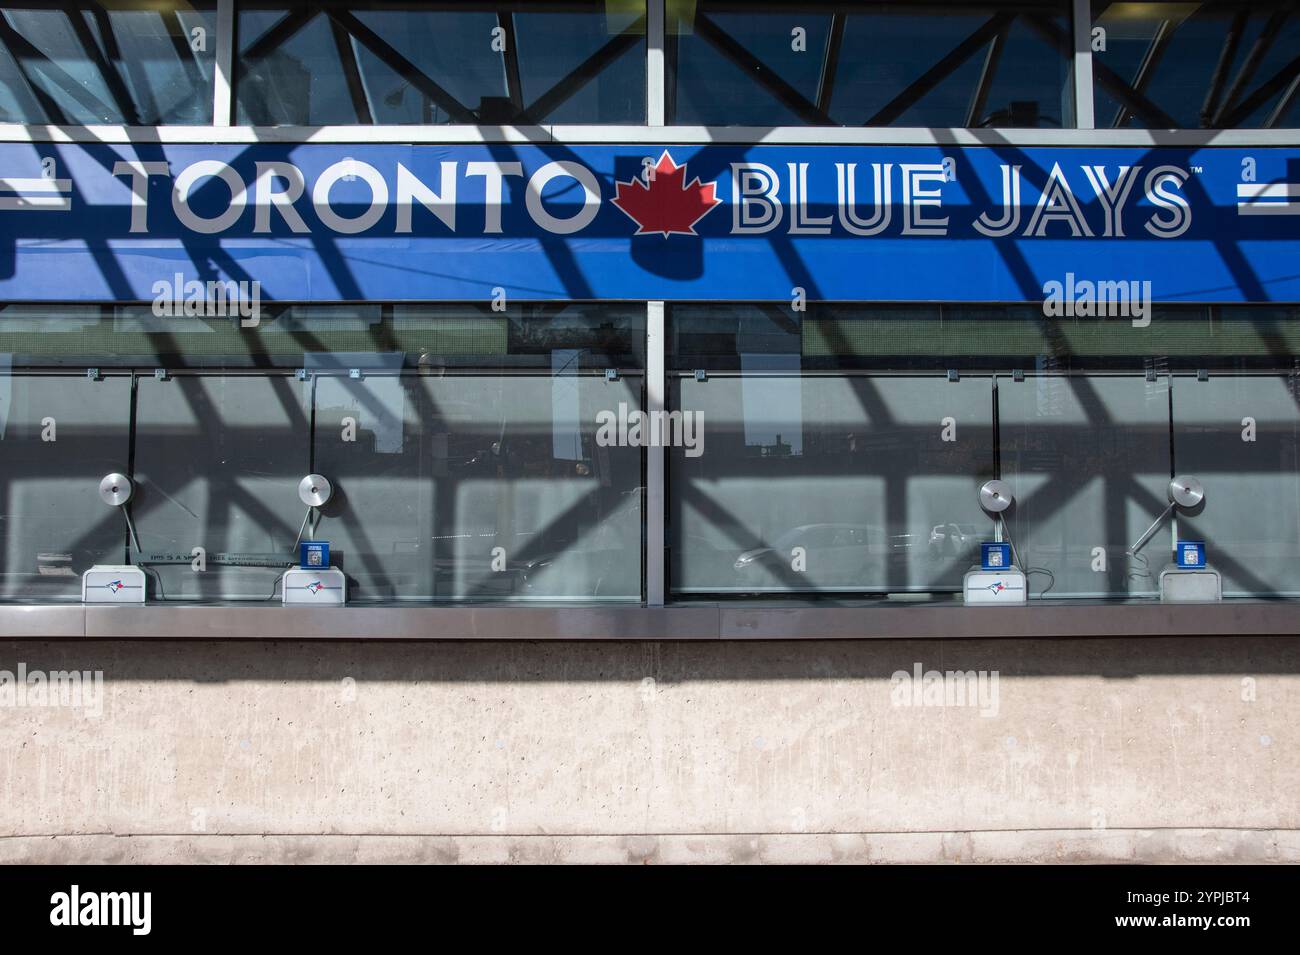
[0,303,645,371]
[236,1,646,125]
[313,372,642,601]
[998,374,1172,597]
[132,374,312,600]
[0,373,132,599]
[671,303,1300,374]
[1092,1,1300,129]
[1173,374,1300,596]
[670,375,995,594]
[0,304,645,603]
[0,1,216,124]
[669,0,1073,127]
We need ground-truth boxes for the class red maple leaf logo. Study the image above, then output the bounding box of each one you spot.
[611,150,722,237]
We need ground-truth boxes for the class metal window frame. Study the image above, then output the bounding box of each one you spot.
[4,0,1300,623]
[7,123,1300,145]
[215,0,234,125]
[645,301,665,605]
[647,0,665,125]
[1071,0,1094,129]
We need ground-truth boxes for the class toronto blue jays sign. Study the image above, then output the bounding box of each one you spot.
[0,142,1296,302]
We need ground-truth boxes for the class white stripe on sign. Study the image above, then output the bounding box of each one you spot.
[0,195,71,210]
[1237,182,1300,199]
[1237,201,1300,215]
[0,177,71,194]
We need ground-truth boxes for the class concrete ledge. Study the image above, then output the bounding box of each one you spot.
[3,830,1297,864]
[0,600,1296,641]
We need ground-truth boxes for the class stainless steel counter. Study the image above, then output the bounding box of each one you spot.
[0,599,1296,640]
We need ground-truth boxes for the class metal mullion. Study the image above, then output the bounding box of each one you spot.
[214,0,234,126]
[965,26,1006,127]
[497,12,524,115]
[1071,0,1094,129]
[645,300,665,606]
[329,16,376,124]
[815,12,845,116]
[648,0,665,125]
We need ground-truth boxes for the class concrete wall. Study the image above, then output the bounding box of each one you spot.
[1,636,1297,864]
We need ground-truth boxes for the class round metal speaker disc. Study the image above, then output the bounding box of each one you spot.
[99,472,133,507]
[978,479,1014,513]
[1168,475,1205,509]
[298,474,332,508]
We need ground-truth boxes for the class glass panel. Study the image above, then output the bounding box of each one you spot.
[0,1,216,125]
[0,303,644,372]
[670,374,995,594]
[1092,1,1300,129]
[236,1,646,125]
[998,373,1172,597]
[0,305,644,603]
[312,371,642,601]
[0,373,132,599]
[1172,374,1300,596]
[670,303,1300,373]
[132,374,310,600]
[670,1,1073,127]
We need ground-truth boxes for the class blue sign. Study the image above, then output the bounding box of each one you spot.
[0,143,1296,302]
[300,540,330,571]
[1176,540,1206,568]
[981,542,1012,571]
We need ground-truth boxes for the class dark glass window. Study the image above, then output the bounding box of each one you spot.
[236,1,647,125]
[1091,1,1300,129]
[668,1,1074,127]
[0,0,216,124]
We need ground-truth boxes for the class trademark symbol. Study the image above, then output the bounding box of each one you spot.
[1190,166,1204,174]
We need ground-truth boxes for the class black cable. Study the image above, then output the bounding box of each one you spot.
[140,564,166,601]
[1128,549,1153,583]
[1025,566,1055,597]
